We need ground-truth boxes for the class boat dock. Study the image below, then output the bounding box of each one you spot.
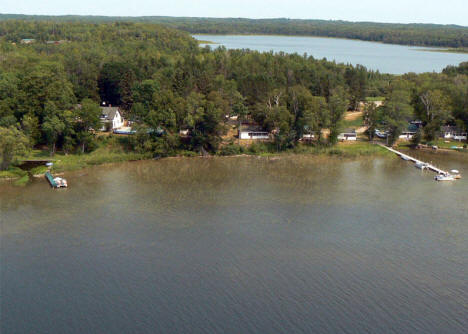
[378,144,449,175]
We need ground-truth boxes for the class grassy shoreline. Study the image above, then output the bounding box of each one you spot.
[417,48,468,54]
[1,141,389,182]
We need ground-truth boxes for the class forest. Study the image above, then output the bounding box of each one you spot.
[1,14,467,48]
[0,21,467,171]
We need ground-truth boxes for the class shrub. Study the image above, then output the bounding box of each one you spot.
[218,144,244,156]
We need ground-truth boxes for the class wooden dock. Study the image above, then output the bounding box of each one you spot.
[378,144,449,175]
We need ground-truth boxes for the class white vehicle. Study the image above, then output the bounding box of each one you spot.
[375,129,388,138]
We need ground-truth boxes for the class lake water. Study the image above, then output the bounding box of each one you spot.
[1,152,468,333]
[194,35,468,74]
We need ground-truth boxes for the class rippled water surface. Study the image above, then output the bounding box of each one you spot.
[1,153,467,333]
[194,35,468,74]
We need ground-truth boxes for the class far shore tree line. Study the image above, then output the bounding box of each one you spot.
[1,21,467,170]
[1,15,467,48]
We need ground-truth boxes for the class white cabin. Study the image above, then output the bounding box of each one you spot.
[239,130,270,140]
[338,130,357,141]
[239,124,270,140]
[399,131,416,140]
[100,107,124,131]
[441,126,467,141]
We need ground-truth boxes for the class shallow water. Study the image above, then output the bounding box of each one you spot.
[1,153,467,333]
[194,35,468,74]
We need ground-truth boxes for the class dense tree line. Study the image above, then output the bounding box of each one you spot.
[1,14,467,48]
[0,22,467,169]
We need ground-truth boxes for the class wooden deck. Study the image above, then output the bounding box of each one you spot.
[378,144,449,175]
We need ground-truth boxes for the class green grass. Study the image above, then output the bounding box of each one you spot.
[396,139,467,152]
[29,165,49,175]
[418,48,468,54]
[219,141,389,158]
[322,142,390,157]
[343,115,364,128]
[17,137,152,174]
[48,148,152,173]
[13,174,30,186]
[197,40,218,44]
[0,166,28,179]
[426,139,467,151]
[365,96,385,102]
[2,137,390,181]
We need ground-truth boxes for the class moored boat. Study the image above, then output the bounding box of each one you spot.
[434,173,455,181]
[45,171,68,188]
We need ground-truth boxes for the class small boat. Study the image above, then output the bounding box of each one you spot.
[113,128,136,135]
[434,173,455,181]
[45,171,68,188]
[401,155,410,161]
[54,177,68,188]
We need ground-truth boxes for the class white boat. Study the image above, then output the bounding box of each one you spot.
[401,155,410,161]
[434,174,455,181]
[53,177,68,188]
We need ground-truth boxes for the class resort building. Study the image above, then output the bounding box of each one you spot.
[338,129,357,141]
[239,124,270,140]
[399,131,416,140]
[100,106,124,131]
[441,126,467,141]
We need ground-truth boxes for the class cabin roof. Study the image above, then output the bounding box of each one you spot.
[100,107,120,120]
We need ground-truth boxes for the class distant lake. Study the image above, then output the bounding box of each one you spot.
[193,35,468,74]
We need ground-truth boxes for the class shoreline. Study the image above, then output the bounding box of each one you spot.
[2,141,466,183]
[1,142,390,182]
[192,33,468,53]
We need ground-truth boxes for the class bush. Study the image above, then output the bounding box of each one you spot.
[218,144,244,156]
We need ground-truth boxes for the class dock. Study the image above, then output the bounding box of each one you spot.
[378,144,449,175]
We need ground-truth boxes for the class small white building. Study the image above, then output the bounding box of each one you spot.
[338,129,357,141]
[100,107,124,131]
[179,129,190,137]
[441,126,467,141]
[20,39,35,44]
[399,131,416,140]
[301,133,316,141]
[239,124,270,140]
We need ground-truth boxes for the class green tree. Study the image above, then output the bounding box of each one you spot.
[363,102,380,140]
[75,99,101,152]
[328,87,349,144]
[419,89,450,141]
[381,88,412,145]
[0,127,29,170]
[42,115,65,155]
